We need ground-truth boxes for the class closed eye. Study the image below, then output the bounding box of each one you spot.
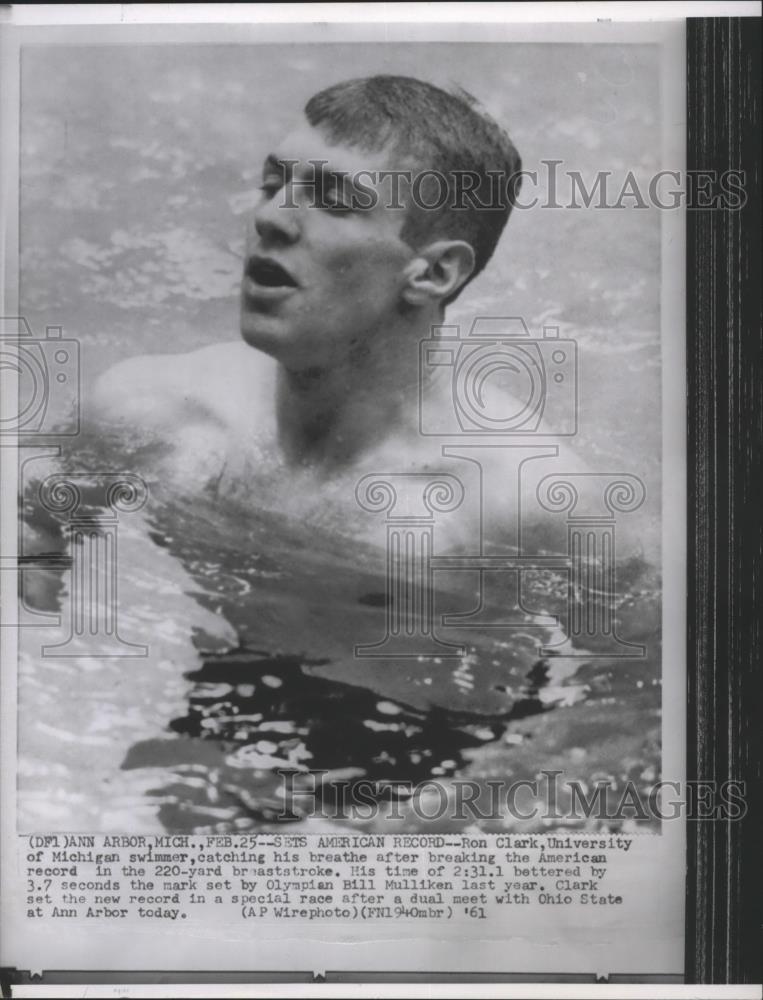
[316,178,353,213]
[258,175,283,198]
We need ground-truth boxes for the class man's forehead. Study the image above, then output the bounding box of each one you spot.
[267,122,399,175]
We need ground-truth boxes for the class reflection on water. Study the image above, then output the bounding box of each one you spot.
[18,454,662,834]
[122,648,550,832]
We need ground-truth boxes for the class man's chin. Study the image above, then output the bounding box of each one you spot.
[240,312,290,359]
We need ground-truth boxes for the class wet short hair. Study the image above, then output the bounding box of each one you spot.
[305,74,522,303]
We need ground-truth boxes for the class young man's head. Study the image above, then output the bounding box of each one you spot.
[240,74,521,372]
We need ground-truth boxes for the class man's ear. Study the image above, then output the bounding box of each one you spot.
[401,240,476,306]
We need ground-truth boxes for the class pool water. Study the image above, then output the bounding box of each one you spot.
[18,444,661,834]
[16,42,664,833]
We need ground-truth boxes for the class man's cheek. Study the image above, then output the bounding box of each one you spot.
[332,236,402,273]
[329,252,371,280]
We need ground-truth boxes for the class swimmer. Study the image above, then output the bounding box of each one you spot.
[93,77,527,475]
[90,74,599,547]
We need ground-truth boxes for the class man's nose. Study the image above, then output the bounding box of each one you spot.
[252,185,301,245]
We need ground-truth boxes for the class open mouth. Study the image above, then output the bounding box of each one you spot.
[246,255,298,288]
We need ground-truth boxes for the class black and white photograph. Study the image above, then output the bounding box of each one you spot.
[0,2,759,992]
[13,35,671,836]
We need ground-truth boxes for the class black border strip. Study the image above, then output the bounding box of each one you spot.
[686,15,762,986]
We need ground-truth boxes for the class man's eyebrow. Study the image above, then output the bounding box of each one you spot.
[264,155,341,182]
[262,153,290,176]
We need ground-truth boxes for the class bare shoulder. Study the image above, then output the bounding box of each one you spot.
[91,341,274,436]
[89,341,276,487]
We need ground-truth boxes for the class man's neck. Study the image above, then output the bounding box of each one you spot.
[275,309,438,473]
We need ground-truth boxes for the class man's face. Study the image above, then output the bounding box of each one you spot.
[240,122,417,370]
